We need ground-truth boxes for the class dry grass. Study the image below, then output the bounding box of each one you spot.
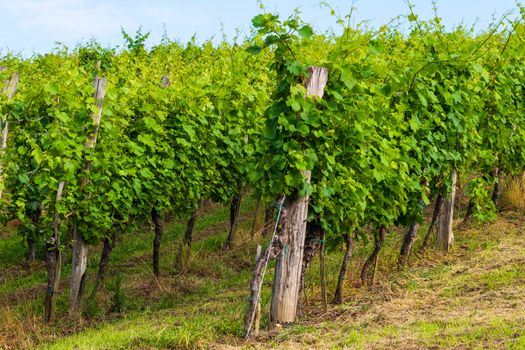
[255,215,525,349]
[502,173,525,212]
[2,198,525,349]
[0,305,42,349]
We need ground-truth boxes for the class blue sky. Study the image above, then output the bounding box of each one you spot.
[0,0,519,56]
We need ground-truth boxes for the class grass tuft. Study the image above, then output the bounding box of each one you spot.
[502,173,525,212]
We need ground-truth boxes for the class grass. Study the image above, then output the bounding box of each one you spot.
[1,195,525,349]
[502,172,525,212]
[0,231,25,267]
[264,215,525,349]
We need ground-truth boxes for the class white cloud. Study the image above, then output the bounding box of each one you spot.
[0,0,212,45]
[2,0,134,40]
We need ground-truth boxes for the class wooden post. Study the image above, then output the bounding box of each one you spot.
[0,69,19,200]
[161,75,170,88]
[69,77,106,315]
[253,245,262,336]
[44,181,65,323]
[270,66,328,325]
[437,169,456,251]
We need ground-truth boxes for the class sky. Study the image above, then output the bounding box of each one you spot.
[0,0,520,56]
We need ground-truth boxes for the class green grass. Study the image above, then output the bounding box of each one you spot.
[40,310,240,350]
[0,230,25,267]
[480,264,525,291]
[1,202,525,349]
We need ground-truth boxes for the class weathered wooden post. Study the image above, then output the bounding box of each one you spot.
[0,68,19,200]
[437,169,456,251]
[253,245,262,335]
[270,66,328,325]
[69,77,106,315]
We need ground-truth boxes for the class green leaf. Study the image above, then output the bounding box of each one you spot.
[176,138,191,147]
[182,125,196,141]
[18,174,29,184]
[340,68,357,89]
[297,124,309,136]
[291,100,301,112]
[322,186,335,197]
[298,182,313,197]
[380,84,392,96]
[294,156,307,170]
[264,35,280,46]
[246,46,262,55]
[252,14,265,28]
[31,148,43,164]
[417,92,428,108]
[285,174,295,186]
[298,25,314,38]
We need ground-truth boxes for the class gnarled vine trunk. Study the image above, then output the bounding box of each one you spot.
[419,194,444,252]
[299,222,322,296]
[398,221,420,268]
[26,236,36,262]
[69,226,88,314]
[262,205,274,237]
[223,192,242,250]
[93,230,117,293]
[250,196,261,238]
[491,167,502,206]
[176,209,198,271]
[44,238,60,322]
[460,200,474,228]
[437,169,457,252]
[333,231,354,304]
[27,203,41,262]
[360,226,386,286]
[151,206,163,276]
